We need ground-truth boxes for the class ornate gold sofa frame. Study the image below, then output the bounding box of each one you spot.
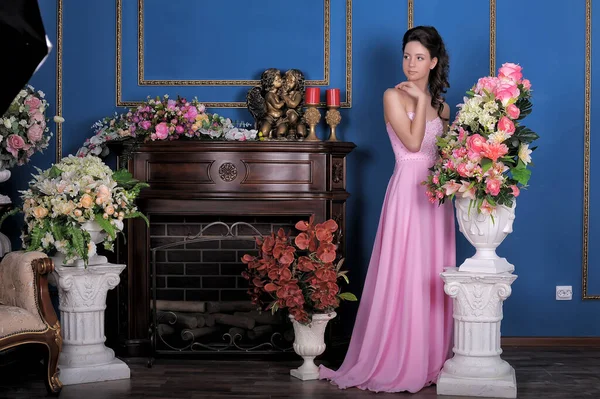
[0,251,62,395]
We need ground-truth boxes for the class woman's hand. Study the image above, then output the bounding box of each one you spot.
[395,81,426,101]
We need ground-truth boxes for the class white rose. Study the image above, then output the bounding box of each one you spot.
[3,119,10,129]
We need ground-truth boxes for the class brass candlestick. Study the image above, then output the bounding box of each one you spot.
[325,106,341,141]
[304,105,321,141]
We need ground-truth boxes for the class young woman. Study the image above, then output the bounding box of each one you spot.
[319,25,455,393]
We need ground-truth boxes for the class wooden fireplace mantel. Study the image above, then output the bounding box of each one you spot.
[115,140,355,356]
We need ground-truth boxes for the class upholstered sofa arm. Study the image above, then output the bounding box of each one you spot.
[0,251,53,320]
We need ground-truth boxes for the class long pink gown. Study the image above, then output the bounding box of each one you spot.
[319,112,455,393]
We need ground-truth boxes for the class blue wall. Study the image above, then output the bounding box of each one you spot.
[5,0,599,336]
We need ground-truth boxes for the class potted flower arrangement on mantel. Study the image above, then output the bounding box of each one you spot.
[76,95,258,162]
[241,216,357,380]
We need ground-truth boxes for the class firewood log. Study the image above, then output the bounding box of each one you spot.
[201,314,215,327]
[181,326,220,341]
[151,300,206,313]
[228,327,246,339]
[172,312,198,329]
[156,311,177,324]
[157,324,175,337]
[212,313,255,330]
[247,325,273,340]
[233,310,282,325]
[206,301,256,314]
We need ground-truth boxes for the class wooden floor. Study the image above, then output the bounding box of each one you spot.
[0,348,599,398]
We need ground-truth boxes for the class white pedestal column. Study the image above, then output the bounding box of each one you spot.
[437,269,517,398]
[49,262,130,385]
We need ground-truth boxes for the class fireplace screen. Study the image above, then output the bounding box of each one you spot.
[149,218,297,356]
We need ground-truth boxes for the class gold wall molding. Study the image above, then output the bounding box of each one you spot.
[408,0,413,29]
[583,0,595,299]
[56,0,63,161]
[490,0,496,76]
[137,0,329,86]
[117,0,352,108]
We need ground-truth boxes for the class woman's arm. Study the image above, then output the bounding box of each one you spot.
[383,87,427,152]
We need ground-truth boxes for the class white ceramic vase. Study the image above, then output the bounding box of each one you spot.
[51,220,108,267]
[289,311,336,381]
[455,197,516,274]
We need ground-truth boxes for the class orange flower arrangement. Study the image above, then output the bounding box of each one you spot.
[241,216,357,324]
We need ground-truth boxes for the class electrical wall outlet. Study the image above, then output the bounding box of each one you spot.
[556,286,573,300]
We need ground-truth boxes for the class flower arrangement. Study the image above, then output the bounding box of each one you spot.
[241,216,357,324]
[424,63,539,215]
[76,95,257,158]
[0,85,52,168]
[20,154,149,265]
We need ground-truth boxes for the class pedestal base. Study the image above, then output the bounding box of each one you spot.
[290,366,318,381]
[458,257,515,274]
[59,358,130,386]
[437,367,517,398]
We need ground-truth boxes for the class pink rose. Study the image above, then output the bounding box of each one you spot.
[497,116,515,134]
[521,79,531,90]
[506,104,520,119]
[27,124,43,142]
[467,134,486,153]
[7,134,25,150]
[494,80,520,106]
[485,178,501,196]
[498,63,523,82]
[140,120,152,130]
[155,122,169,139]
[468,149,482,161]
[175,125,184,134]
[475,76,499,95]
[184,106,198,121]
[30,112,44,123]
[24,96,41,110]
[432,175,439,184]
[511,185,520,197]
[457,163,469,177]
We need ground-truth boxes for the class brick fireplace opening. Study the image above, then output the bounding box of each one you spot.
[114,140,354,356]
[150,215,296,302]
[148,215,301,353]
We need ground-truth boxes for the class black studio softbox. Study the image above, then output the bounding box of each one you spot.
[0,0,52,115]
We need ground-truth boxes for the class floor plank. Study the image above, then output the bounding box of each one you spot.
[1,348,599,398]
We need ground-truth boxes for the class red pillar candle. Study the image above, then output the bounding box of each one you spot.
[326,88,340,107]
[305,87,320,105]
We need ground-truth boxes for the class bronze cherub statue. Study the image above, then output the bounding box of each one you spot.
[246,68,307,140]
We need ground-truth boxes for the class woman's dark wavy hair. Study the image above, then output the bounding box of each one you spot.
[402,26,450,120]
